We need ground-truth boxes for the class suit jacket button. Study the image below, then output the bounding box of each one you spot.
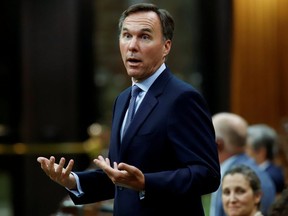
[118,186,123,190]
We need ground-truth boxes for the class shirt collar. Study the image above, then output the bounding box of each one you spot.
[259,160,270,170]
[132,63,166,92]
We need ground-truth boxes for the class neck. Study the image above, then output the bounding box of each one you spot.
[251,210,262,216]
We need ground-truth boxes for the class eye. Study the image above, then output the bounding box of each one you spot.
[141,34,150,40]
[235,187,246,194]
[222,188,230,196]
[122,32,131,39]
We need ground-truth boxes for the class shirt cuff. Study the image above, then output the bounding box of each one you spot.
[66,172,84,197]
[139,190,145,200]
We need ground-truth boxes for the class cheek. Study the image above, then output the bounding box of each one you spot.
[119,44,125,56]
[119,41,127,53]
[144,45,165,58]
[222,195,230,208]
[239,193,255,208]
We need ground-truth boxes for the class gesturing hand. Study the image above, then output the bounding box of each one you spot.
[37,156,76,190]
[94,155,145,191]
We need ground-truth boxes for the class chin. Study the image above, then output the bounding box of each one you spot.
[227,210,241,216]
[127,70,139,78]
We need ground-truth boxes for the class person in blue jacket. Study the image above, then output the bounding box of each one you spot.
[246,124,286,195]
[210,112,276,216]
[37,3,220,216]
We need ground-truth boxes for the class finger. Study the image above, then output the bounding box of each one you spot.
[98,155,105,161]
[118,163,132,171]
[56,157,66,175]
[105,158,111,166]
[113,162,118,170]
[37,156,47,163]
[37,157,50,174]
[93,159,101,167]
[94,156,104,166]
[63,159,74,177]
[37,157,48,168]
[118,163,137,175]
[94,156,109,168]
[48,156,59,179]
[100,160,118,176]
[48,156,56,172]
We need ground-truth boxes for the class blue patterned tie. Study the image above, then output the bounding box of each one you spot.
[123,85,142,135]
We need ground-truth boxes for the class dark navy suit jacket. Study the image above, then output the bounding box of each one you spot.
[70,68,220,216]
[265,162,285,193]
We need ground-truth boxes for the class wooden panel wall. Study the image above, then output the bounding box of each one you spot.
[231,0,288,131]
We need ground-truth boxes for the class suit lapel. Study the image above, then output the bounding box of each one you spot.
[119,68,172,155]
[120,91,158,146]
[110,89,130,159]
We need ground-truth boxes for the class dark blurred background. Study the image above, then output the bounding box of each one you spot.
[0,0,287,215]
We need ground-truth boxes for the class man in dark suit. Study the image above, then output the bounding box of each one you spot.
[37,3,220,216]
[246,124,286,195]
[209,112,276,216]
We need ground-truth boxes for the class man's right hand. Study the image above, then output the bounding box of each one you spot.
[37,156,76,190]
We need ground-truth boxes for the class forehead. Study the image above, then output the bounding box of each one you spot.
[122,11,161,32]
[222,173,250,188]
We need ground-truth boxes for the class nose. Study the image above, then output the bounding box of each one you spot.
[128,37,138,51]
[228,192,237,202]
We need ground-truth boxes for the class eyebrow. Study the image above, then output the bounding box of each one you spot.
[122,27,153,34]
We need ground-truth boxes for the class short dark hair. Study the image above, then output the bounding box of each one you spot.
[118,3,174,41]
[247,124,278,160]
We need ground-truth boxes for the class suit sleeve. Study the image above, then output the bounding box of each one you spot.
[144,90,220,198]
[68,169,115,204]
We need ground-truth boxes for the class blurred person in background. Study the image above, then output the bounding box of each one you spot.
[246,124,286,196]
[222,164,263,216]
[268,187,288,216]
[37,3,220,216]
[209,112,276,216]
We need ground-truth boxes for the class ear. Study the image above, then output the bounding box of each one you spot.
[163,40,172,57]
[254,191,262,206]
[216,137,225,151]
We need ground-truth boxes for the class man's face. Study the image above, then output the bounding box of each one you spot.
[119,11,171,82]
[245,137,261,164]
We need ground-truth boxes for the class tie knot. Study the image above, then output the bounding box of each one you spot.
[131,85,142,97]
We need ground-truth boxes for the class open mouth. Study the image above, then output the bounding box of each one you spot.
[127,58,141,63]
